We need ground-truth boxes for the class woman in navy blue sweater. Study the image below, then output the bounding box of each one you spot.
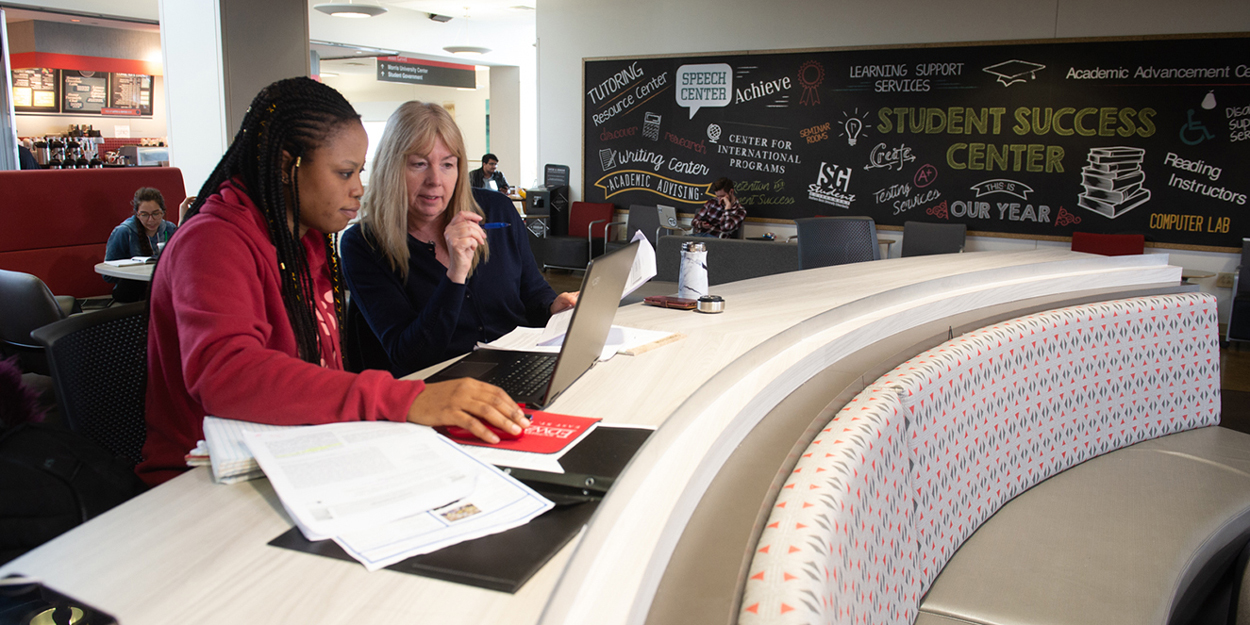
[341,102,576,377]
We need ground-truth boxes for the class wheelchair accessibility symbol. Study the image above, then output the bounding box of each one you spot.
[1180,109,1215,145]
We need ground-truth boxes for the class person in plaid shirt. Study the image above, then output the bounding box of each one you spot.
[691,177,746,238]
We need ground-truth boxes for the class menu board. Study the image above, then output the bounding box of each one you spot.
[107,73,153,116]
[583,34,1250,250]
[11,68,59,113]
[10,69,154,117]
[61,70,108,114]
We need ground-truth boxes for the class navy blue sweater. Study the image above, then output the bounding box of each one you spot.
[341,188,556,377]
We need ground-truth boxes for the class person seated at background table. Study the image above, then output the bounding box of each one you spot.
[341,102,576,378]
[691,177,746,238]
[137,78,528,487]
[468,152,510,194]
[104,187,179,303]
[18,144,40,170]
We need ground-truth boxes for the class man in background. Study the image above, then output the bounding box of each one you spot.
[469,153,510,194]
[691,177,746,238]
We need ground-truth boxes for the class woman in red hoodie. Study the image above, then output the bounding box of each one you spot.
[137,77,527,486]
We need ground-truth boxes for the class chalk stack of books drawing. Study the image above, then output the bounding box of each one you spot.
[1078,146,1151,218]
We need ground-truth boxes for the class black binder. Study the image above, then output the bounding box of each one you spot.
[269,426,652,593]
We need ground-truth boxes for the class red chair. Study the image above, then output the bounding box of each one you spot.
[539,202,616,271]
[1070,232,1145,256]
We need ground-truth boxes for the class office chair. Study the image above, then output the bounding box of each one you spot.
[32,302,148,467]
[605,204,675,255]
[0,269,75,375]
[542,202,615,271]
[1070,231,1145,256]
[901,221,967,257]
[1229,238,1250,343]
[793,217,881,269]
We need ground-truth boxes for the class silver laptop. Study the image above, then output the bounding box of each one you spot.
[425,241,640,409]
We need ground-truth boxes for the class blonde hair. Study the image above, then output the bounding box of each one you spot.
[360,101,488,279]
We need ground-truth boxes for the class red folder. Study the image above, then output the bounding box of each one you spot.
[439,409,600,454]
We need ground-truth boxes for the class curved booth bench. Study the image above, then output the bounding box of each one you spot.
[0,250,1212,625]
[739,293,1238,625]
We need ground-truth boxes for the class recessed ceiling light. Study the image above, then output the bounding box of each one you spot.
[313,2,387,18]
[443,46,491,57]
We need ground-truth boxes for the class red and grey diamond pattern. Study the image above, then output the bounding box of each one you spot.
[740,386,920,624]
[740,293,1220,625]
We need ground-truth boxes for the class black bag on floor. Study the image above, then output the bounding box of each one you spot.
[0,423,147,565]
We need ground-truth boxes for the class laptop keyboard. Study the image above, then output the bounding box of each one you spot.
[493,353,557,399]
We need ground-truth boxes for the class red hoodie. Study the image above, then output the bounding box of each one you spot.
[137,181,423,486]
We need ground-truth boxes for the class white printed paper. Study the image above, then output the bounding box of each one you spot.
[621,230,657,298]
[245,422,475,541]
[481,324,675,363]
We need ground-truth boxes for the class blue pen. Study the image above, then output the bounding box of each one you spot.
[481,222,511,230]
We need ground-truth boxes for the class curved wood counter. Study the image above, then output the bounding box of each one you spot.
[0,250,1182,625]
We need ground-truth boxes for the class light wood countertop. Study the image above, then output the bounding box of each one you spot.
[1,250,1181,625]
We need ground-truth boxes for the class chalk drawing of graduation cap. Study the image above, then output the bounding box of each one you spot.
[982,59,1046,86]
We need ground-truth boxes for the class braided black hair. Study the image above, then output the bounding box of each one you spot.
[182,77,360,365]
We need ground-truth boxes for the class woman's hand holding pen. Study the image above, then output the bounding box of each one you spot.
[444,211,486,284]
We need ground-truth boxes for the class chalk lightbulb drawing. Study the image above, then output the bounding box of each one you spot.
[844,118,863,146]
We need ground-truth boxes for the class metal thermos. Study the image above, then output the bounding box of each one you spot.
[678,241,708,299]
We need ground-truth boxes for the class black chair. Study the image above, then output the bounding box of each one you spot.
[31,302,148,467]
[0,269,74,375]
[901,221,967,257]
[344,296,392,373]
[1228,238,1250,343]
[793,217,881,269]
[541,201,615,271]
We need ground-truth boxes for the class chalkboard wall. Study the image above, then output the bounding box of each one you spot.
[582,34,1250,249]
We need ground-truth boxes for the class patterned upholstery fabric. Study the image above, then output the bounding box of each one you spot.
[740,293,1220,625]
[741,386,920,623]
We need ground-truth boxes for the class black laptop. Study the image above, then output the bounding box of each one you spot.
[425,241,640,409]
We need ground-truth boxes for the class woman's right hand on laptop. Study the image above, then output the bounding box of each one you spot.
[407,378,530,443]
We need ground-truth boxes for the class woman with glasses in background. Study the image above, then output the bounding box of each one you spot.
[103,187,179,302]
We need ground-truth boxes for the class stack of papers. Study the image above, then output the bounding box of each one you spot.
[196,417,553,571]
[477,230,676,360]
[622,229,657,297]
[200,416,287,483]
[478,324,677,362]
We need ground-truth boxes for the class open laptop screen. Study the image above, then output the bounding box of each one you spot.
[542,240,639,405]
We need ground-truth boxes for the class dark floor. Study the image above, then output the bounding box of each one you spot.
[541,268,584,295]
[542,266,1250,436]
